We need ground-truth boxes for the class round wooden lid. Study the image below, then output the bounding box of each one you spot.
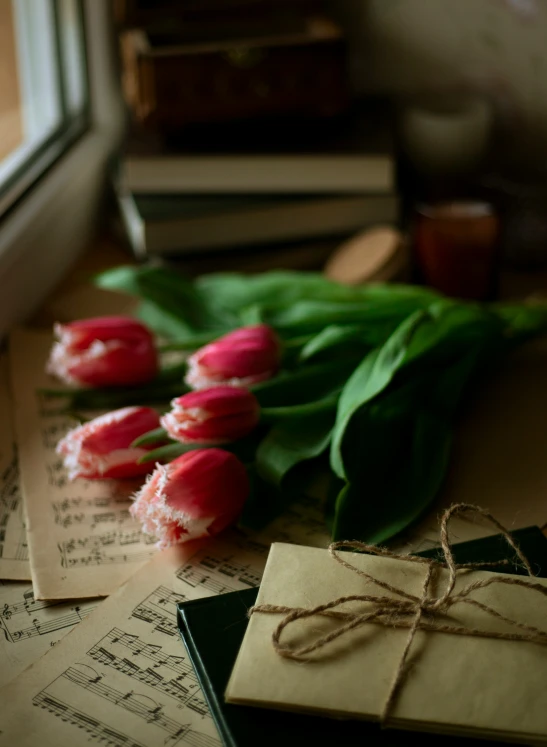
[324,226,408,285]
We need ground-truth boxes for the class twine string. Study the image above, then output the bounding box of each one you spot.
[250,503,547,722]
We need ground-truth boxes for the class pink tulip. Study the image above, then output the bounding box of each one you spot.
[130,448,249,548]
[47,316,158,387]
[185,324,280,390]
[57,406,161,480]
[161,386,259,445]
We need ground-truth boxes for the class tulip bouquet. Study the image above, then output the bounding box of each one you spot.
[44,265,547,549]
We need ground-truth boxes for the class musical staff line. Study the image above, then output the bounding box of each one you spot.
[53,505,131,530]
[130,586,184,637]
[0,453,28,562]
[87,632,207,714]
[58,531,157,569]
[37,665,219,746]
[33,692,147,747]
[175,552,261,595]
[0,587,96,643]
[93,628,192,678]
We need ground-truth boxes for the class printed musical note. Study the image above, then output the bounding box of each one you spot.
[0,586,97,644]
[130,586,185,637]
[0,581,100,687]
[0,455,28,566]
[33,692,147,747]
[36,664,219,746]
[175,551,262,594]
[94,629,191,678]
[58,532,157,569]
[88,629,206,711]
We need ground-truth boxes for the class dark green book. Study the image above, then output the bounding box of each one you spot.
[117,189,398,258]
[177,526,547,747]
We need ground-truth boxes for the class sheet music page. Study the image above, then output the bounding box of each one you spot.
[0,354,30,581]
[0,537,263,747]
[0,492,330,746]
[9,329,158,600]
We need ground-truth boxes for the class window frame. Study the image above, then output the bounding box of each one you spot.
[0,0,90,217]
[0,0,125,340]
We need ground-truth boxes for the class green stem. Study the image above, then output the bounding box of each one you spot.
[158,333,220,352]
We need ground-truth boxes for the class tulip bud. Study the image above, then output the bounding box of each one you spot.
[47,316,158,387]
[130,448,249,548]
[57,406,161,480]
[185,324,280,390]
[161,386,259,445]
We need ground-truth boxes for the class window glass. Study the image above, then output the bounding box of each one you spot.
[58,0,87,115]
[0,0,88,209]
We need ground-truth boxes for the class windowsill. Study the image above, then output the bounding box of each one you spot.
[31,230,138,328]
[0,125,121,341]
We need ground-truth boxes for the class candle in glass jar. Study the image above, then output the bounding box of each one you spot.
[414,202,499,300]
[400,95,493,177]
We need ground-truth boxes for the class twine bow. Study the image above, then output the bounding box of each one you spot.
[250,503,547,722]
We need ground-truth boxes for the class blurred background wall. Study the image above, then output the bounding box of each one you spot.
[334,0,547,161]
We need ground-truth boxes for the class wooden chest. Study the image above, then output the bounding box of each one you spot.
[120,16,348,131]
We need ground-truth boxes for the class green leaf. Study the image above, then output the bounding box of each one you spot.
[195,272,363,316]
[261,392,339,422]
[240,457,326,532]
[158,333,219,352]
[132,427,168,448]
[239,467,286,531]
[299,324,367,362]
[256,411,334,487]
[222,430,265,464]
[240,410,334,532]
[95,267,442,346]
[330,351,480,543]
[330,302,506,481]
[251,359,360,408]
[330,310,427,478]
[136,300,199,340]
[156,361,188,383]
[492,302,547,344]
[96,266,226,339]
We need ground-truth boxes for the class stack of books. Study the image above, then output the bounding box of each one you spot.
[115,102,399,259]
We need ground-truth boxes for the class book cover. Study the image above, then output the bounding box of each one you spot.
[116,189,399,256]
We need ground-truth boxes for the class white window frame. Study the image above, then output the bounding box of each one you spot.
[0,0,125,340]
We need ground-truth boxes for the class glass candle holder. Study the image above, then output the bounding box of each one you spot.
[400,94,493,178]
[413,202,500,300]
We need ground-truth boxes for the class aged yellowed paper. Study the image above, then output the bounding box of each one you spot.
[0,492,329,745]
[227,542,547,743]
[0,352,105,687]
[0,354,30,581]
[9,329,157,600]
[0,535,264,747]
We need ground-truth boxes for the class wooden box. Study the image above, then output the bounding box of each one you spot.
[120,17,348,131]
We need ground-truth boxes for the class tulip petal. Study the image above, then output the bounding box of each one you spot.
[47,317,158,387]
[161,386,259,444]
[185,325,280,390]
[56,406,161,480]
[130,449,249,548]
